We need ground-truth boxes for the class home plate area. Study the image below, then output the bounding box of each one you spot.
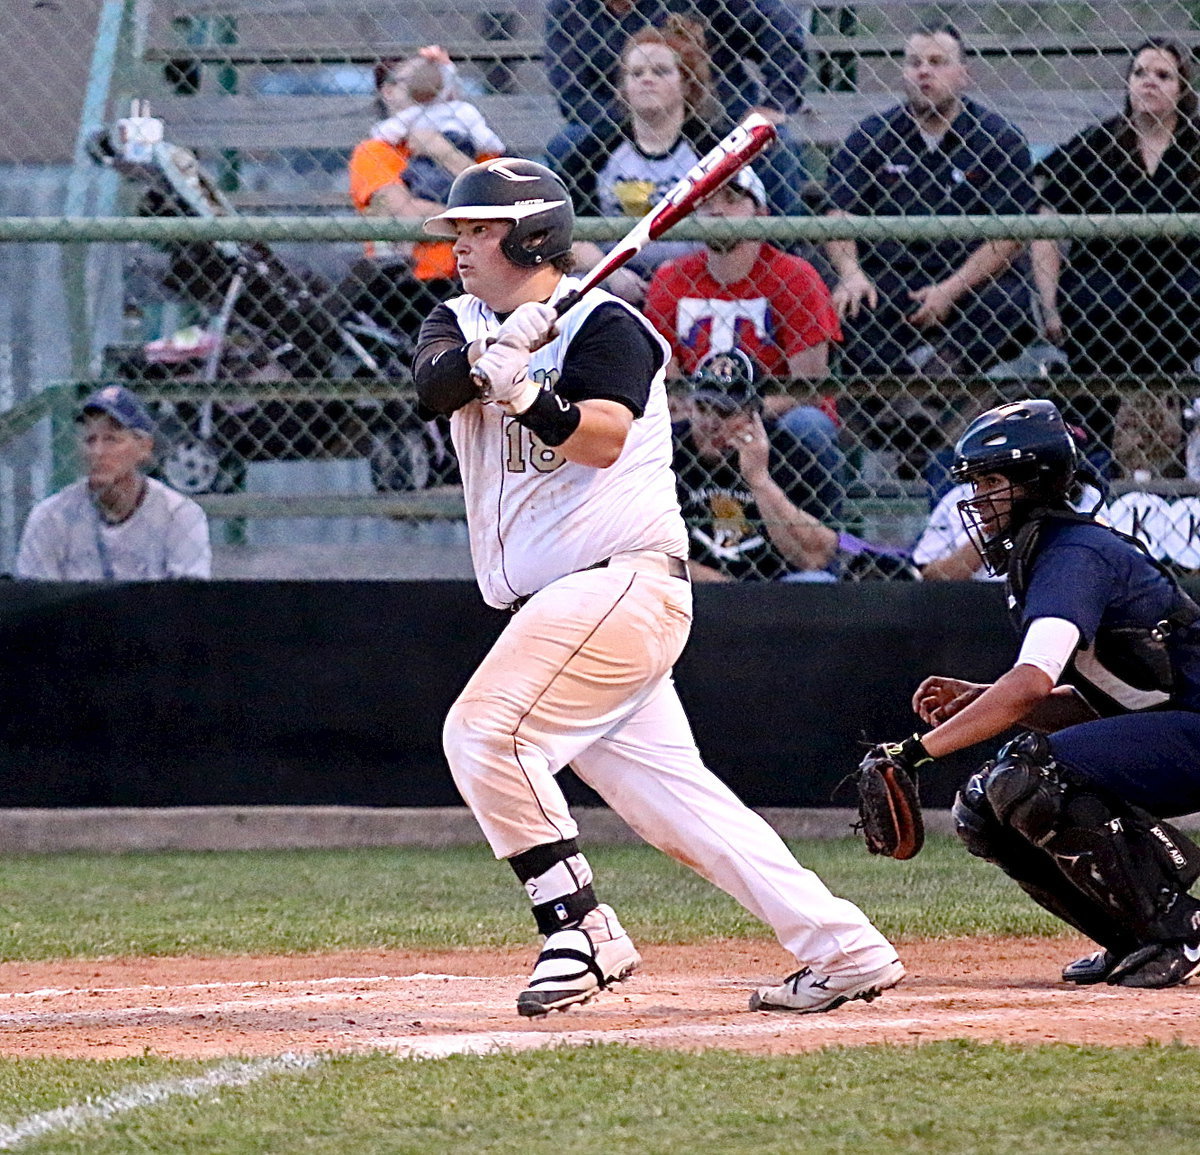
[0,938,1197,1060]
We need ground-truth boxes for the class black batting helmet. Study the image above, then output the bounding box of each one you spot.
[951,399,1080,574]
[423,158,574,268]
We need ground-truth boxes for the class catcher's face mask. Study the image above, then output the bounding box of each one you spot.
[957,473,1033,575]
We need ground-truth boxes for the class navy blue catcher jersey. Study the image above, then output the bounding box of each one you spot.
[1017,519,1200,713]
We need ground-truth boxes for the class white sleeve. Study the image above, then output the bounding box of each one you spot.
[372,108,420,144]
[165,500,212,579]
[1016,616,1081,684]
[15,503,64,580]
[911,493,964,566]
[455,103,505,155]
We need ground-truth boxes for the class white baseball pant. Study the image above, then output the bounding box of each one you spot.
[443,551,897,975]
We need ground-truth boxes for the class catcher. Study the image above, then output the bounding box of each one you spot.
[857,398,1200,989]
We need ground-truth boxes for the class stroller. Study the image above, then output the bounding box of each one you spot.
[89,103,457,494]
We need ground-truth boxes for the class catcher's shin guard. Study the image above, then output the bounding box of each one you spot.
[953,773,1137,957]
[979,732,1200,945]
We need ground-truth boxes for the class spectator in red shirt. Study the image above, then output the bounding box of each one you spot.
[646,166,847,516]
[645,165,839,383]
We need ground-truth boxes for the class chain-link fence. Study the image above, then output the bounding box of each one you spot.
[5,2,1200,580]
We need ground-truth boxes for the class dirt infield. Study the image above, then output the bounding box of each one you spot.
[0,937,1196,1060]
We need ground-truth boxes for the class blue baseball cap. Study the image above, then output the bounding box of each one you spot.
[78,384,155,436]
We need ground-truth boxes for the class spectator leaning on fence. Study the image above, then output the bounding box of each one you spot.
[1032,38,1200,377]
[348,46,504,341]
[673,350,918,582]
[824,24,1036,377]
[544,0,809,216]
[15,385,211,581]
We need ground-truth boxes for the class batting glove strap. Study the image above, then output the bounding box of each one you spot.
[474,342,533,400]
[514,388,581,446]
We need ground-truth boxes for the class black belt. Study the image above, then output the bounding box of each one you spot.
[508,554,689,612]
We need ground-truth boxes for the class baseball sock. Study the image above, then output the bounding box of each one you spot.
[509,838,597,935]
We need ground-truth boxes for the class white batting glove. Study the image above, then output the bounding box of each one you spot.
[493,301,558,353]
[473,343,542,413]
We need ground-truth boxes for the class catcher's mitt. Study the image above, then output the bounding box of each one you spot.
[853,735,930,860]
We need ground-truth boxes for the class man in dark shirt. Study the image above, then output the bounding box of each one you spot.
[672,349,842,582]
[824,25,1036,375]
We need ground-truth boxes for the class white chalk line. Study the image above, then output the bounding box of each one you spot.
[0,1052,324,1151]
[0,972,473,1002]
[363,996,1194,1058]
[0,981,1191,1150]
[0,987,504,1029]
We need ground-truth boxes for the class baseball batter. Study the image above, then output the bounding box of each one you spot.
[412,157,903,1016]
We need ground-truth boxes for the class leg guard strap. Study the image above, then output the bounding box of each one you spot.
[953,768,1136,955]
[532,885,598,936]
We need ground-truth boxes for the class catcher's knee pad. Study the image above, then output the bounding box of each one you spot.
[981,732,1065,846]
[952,769,1003,861]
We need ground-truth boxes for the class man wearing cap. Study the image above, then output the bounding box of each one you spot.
[645,165,840,383]
[15,385,211,581]
[672,349,841,581]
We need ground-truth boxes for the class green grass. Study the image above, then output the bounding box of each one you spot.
[0,840,1192,1151]
[0,836,1064,961]
[1,1043,1198,1154]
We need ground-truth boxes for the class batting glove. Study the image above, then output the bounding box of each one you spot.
[473,343,542,414]
[493,301,558,353]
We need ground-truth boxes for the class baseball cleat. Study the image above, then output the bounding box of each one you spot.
[517,904,641,1017]
[1106,940,1200,989]
[749,958,905,1013]
[1061,949,1118,985]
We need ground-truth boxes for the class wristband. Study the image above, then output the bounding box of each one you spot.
[898,734,934,769]
[514,388,581,446]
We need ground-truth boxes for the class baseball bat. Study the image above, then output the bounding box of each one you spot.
[472,113,777,394]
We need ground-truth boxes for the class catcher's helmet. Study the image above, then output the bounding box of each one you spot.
[951,399,1079,574]
[423,158,574,268]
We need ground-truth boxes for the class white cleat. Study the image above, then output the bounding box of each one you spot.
[749,958,906,1013]
[517,904,641,1018]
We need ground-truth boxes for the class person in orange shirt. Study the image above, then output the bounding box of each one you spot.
[347,47,504,342]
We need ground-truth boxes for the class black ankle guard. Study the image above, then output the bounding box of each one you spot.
[508,838,581,884]
[532,885,598,935]
[515,389,581,447]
